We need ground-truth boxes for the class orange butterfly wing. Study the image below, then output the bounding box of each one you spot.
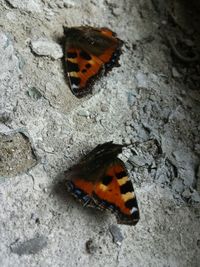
[93,159,139,225]
[64,27,123,98]
[66,157,139,225]
[66,48,104,93]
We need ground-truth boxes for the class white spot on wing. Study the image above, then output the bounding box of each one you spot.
[71,84,79,89]
[130,207,138,214]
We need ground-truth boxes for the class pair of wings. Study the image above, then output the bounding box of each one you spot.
[64,26,123,98]
[66,142,140,226]
[64,29,138,225]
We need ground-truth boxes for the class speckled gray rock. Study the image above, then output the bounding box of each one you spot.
[191,190,200,203]
[0,131,38,177]
[10,235,48,255]
[0,31,21,114]
[135,72,148,88]
[109,225,124,246]
[31,39,63,59]
[63,0,78,7]
[172,178,184,193]
[182,188,192,199]
[6,0,42,13]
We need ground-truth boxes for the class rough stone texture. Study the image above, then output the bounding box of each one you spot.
[10,235,48,256]
[0,0,200,266]
[31,39,63,59]
[109,224,124,246]
[0,131,37,177]
[6,0,42,13]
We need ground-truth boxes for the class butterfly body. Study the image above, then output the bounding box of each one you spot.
[65,142,140,225]
[64,26,123,97]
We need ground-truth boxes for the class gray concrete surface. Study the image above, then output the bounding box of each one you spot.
[0,0,200,266]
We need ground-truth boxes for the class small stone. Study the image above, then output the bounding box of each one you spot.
[10,235,48,255]
[26,87,42,100]
[37,60,44,68]
[0,112,11,123]
[0,131,37,177]
[6,0,42,13]
[172,67,181,78]
[180,90,186,96]
[109,225,124,246]
[172,178,184,193]
[31,39,63,60]
[135,72,147,88]
[191,191,200,203]
[161,20,167,25]
[85,239,97,254]
[182,188,192,199]
[149,95,156,101]
[63,0,76,8]
[100,104,109,112]
[77,110,90,117]
[128,155,146,167]
[127,92,136,107]
[44,146,54,153]
[43,187,48,193]
[0,124,11,134]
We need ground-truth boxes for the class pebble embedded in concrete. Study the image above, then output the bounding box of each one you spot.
[172,178,184,193]
[0,131,37,177]
[191,190,200,203]
[6,0,42,13]
[172,67,181,78]
[77,110,90,117]
[10,235,48,256]
[109,225,124,246]
[31,39,63,60]
[182,188,192,199]
[135,72,148,88]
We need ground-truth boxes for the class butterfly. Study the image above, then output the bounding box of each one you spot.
[65,142,140,225]
[64,26,123,98]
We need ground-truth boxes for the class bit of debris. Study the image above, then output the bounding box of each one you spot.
[85,238,98,254]
[109,225,124,246]
[26,87,43,100]
[0,131,38,177]
[10,235,48,256]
